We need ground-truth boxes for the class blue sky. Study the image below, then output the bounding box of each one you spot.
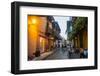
[54,16,71,40]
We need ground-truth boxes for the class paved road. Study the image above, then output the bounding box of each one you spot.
[45,48,69,60]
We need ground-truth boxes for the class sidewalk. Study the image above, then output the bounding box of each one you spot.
[33,51,55,60]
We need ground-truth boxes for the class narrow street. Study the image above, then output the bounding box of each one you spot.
[44,46,81,60]
[28,15,88,60]
[45,48,69,60]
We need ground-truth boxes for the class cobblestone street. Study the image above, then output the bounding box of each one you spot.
[44,47,82,60]
[45,48,69,60]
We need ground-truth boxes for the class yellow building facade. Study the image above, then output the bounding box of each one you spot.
[28,15,49,60]
[73,29,88,50]
[28,15,56,60]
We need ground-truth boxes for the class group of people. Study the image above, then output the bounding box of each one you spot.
[66,44,88,58]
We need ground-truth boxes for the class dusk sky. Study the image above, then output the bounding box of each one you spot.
[54,16,71,40]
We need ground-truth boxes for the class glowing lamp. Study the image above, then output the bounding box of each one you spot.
[32,18,37,25]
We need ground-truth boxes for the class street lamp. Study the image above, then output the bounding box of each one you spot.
[32,18,37,25]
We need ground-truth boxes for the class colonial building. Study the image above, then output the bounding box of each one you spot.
[72,17,88,50]
[28,15,61,60]
[28,15,48,60]
[67,17,88,52]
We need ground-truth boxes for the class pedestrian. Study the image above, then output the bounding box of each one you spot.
[35,48,40,57]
